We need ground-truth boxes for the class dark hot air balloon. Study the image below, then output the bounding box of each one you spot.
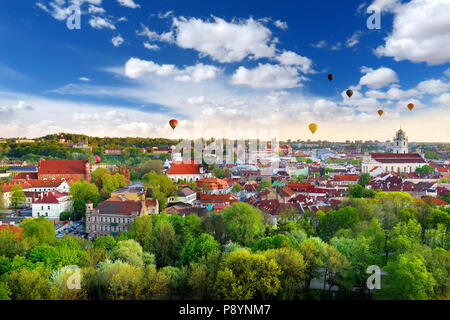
[407,103,414,111]
[169,119,178,130]
[346,89,353,98]
[377,110,383,117]
[328,74,334,81]
[309,123,318,134]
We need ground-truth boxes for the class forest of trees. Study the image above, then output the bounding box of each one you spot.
[0,193,448,300]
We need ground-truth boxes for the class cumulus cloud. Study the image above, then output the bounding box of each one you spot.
[88,5,105,14]
[359,66,399,89]
[374,0,450,65]
[111,35,124,47]
[89,16,116,30]
[417,79,449,95]
[170,16,277,63]
[124,58,220,83]
[143,42,160,50]
[274,20,288,30]
[117,0,140,9]
[275,51,314,74]
[432,93,450,106]
[231,63,304,89]
[78,77,91,82]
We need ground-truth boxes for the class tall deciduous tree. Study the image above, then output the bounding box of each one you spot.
[222,203,264,247]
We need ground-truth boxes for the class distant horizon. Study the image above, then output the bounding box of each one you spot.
[1,132,449,144]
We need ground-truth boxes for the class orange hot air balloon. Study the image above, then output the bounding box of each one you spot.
[377,110,383,117]
[309,123,318,134]
[346,89,353,98]
[328,74,334,81]
[169,119,178,130]
[407,103,414,111]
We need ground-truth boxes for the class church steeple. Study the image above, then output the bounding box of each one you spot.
[393,128,408,154]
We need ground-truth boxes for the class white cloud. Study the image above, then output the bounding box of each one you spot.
[118,16,128,22]
[417,79,449,95]
[359,66,399,89]
[231,63,304,89]
[78,77,91,82]
[125,58,177,78]
[170,17,277,63]
[89,16,116,30]
[185,96,210,106]
[0,101,33,121]
[36,0,102,21]
[136,24,175,43]
[275,51,314,74]
[117,0,140,9]
[124,58,220,83]
[432,93,450,106]
[274,20,288,30]
[445,68,450,77]
[346,31,362,47]
[143,42,160,50]
[331,42,342,50]
[310,40,327,48]
[111,35,124,47]
[158,10,173,19]
[374,0,450,65]
[88,5,105,14]
[174,64,221,83]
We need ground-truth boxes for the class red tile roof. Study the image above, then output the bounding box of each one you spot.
[94,197,142,215]
[39,160,87,174]
[168,161,201,175]
[370,153,426,164]
[334,175,360,182]
[33,191,69,204]
[197,178,229,190]
[200,192,238,204]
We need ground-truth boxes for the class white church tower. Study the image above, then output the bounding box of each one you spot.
[392,128,408,154]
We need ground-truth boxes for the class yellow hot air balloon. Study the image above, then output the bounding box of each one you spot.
[378,109,383,117]
[407,103,414,111]
[309,123,318,134]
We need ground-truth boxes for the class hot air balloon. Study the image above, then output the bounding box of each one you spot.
[346,89,353,98]
[328,74,334,81]
[309,123,318,134]
[377,110,383,117]
[169,119,178,130]
[94,155,101,164]
[407,103,414,111]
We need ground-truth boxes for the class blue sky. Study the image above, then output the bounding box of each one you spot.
[0,0,449,141]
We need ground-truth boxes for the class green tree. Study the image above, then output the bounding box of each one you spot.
[7,267,58,300]
[94,235,117,251]
[215,249,281,299]
[10,185,26,209]
[376,253,435,300]
[0,229,24,258]
[257,178,272,191]
[358,173,371,188]
[299,238,325,293]
[223,203,264,247]
[179,233,220,265]
[129,215,153,252]
[20,217,56,249]
[111,239,147,267]
[415,165,434,177]
[69,180,100,217]
[264,248,306,299]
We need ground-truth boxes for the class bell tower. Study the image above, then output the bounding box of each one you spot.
[392,128,408,154]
